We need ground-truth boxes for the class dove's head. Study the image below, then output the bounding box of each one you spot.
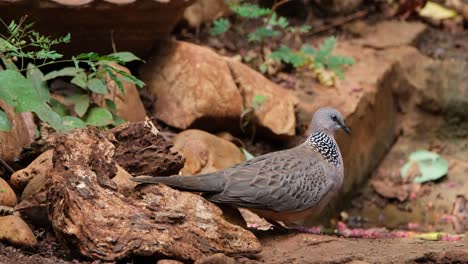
[310,107,350,135]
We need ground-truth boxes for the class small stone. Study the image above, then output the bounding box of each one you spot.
[194,253,237,264]
[0,215,38,248]
[10,149,53,191]
[172,129,245,176]
[0,178,17,207]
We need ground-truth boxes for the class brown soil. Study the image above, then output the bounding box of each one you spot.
[255,232,467,264]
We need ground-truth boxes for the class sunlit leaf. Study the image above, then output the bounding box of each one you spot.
[108,52,142,63]
[50,98,68,116]
[43,67,83,81]
[400,150,449,183]
[105,99,117,112]
[61,116,87,132]
[84,107,113,127]
[71,72,87,89]
[87,78,108,94]
[67,94,89,117]
[26,63,49,101]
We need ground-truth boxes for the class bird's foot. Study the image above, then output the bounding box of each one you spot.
[283,224,322,234]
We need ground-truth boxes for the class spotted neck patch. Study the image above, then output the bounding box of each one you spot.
[306,132,341,166]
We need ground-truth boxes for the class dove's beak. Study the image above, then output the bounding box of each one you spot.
[339,121,351,135]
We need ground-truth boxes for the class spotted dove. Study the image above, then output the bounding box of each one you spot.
[132,107,350,226]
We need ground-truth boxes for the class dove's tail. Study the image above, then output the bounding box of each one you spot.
[131,174,225,192]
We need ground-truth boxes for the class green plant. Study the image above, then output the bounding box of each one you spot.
[269,37,355,81]
[0,18,144,132]
[240,94,267,133]
[210,1,301,45]
[209,1,354,85]
[210,18,231,36]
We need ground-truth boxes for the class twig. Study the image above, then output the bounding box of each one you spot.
[0,157,15,179]
[271,0,291,13]
[307,10,369,36]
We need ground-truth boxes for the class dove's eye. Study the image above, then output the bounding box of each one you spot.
[331,115,338,122]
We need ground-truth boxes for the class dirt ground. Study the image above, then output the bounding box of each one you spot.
[1,232,467,264]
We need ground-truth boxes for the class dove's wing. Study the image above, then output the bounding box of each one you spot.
[206,144,337,212]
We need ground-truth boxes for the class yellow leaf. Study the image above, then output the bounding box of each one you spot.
[419,1,458,20]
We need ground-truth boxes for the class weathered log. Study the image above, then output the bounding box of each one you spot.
[41,127,260,261]
[107,120,184,176]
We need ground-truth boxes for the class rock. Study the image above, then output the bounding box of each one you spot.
[141,40,297,137]
[0,0,195,58]
[224,58,298,136]
[107,119,184,176]
[351,21,427,49]
[93,63,147,122]
[0,215,37,248]
[14,151,53,226]
[0,100,33,163]
[183,0,231,29]
[314,0,363,15]
[388,51,468,118]
[112,164,138,196]
[194,253,236,264]
[157,260,184,264]
[172,129,245,176]
[293,21,427,221]
[44,128,260,261]
[10,150,53,191]
[370,179,409,202]
[0,178,17,207]
[21,112,36,143]
[141,40,243,131]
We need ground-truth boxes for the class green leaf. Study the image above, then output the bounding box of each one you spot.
[50,98,68,116]
[105,99,117,112]
[269,45,308,68]
[84,107,113,127]
[112,115,126,126]
[43,67,84,81]
[1,58,18,71]
[34,104,64,132]
[61,116,87,132]
[210,18,231,36]
[87,78,108,94]
[108,52,142,63]
[0,109,11,131]
[248,28,279,42]
[252,94,267,110]
[299,25,311,33]
[0,70,41,112]
[314,37,336,67]
[267,13,289,29]
[67,94,90,117]
[400,150,449,183]
[71,72,87,89]
[259,63,268,73]
[0,70,67,131]
[229,3,271,18]
[300,44,315,56]
[240,147,255,161]
[104,67,124,93]
[111,67,145,88]
[26,63,50,101]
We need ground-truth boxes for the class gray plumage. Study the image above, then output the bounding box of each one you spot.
[132,107,350,225]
